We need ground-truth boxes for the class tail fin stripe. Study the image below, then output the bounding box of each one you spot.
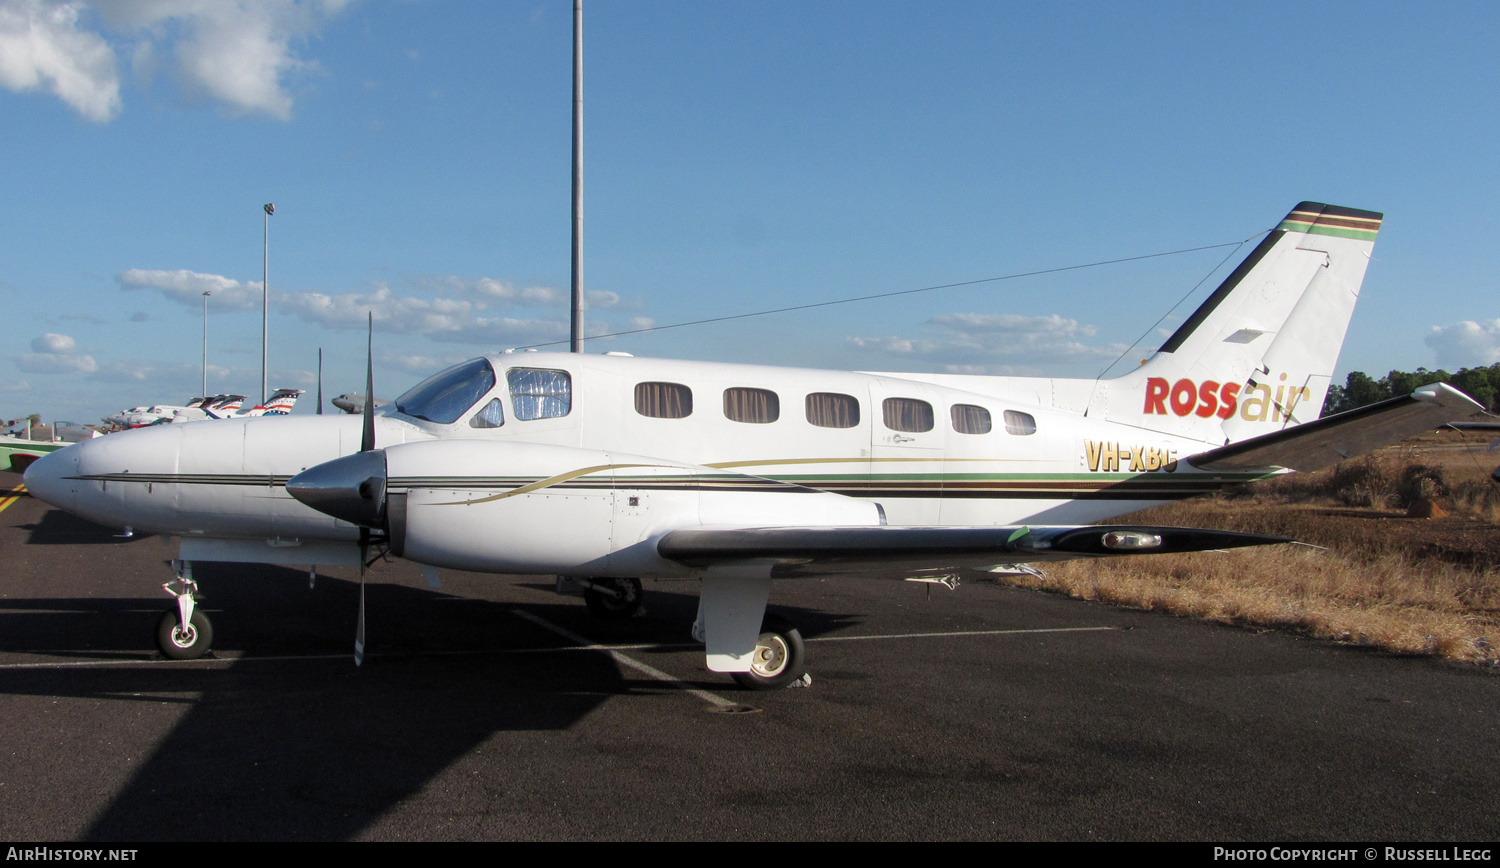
[1277,202,1382,241]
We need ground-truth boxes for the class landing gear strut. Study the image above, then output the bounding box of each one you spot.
[731,614,806,691]
[582,577,644,619]
[156,560,213,660]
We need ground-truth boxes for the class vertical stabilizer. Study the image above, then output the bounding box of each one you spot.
[1100,202,1381,444]
[247,388,305,416]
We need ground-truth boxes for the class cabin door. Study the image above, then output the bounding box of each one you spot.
[867,379,946,525]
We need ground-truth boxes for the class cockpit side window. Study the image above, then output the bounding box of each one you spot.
[507,368,572,420]
[468,398,505,429]
[395,358,497,424]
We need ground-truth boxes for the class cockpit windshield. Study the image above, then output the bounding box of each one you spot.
[394,358,497,424]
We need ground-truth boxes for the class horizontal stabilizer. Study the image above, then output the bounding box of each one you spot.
[659,524,1289,577]
[1188,383,1485,473]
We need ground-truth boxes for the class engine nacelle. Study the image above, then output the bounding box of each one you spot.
[292,439,882,577]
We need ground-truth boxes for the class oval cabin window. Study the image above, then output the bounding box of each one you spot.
[805,392,860,429]
[723,387,779,423]
[950,404,992,434]
[1004,410,1037,436]
[635,382,693,419]
[882,397,934,433]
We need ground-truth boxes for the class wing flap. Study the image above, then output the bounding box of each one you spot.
[1189,383,1484,473]
[658,524,1289,577]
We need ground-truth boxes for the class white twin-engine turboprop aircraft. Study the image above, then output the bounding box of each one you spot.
[24,202,1486,688]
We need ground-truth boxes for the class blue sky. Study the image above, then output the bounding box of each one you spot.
[3,0,1498,423]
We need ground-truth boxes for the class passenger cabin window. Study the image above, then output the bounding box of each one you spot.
[636,382,693,419]
[468,397,505,429]
[805,392,860,429]
[723,387,779,424]
[951,404,992,434]
[395,358,496,425]
[507,368,571,420]
[1004,410,1037,436]
[883,397,934,433]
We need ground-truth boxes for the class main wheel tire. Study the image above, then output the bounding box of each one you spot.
[156,608,213,660]
[731,614,806,691]
[583,577,644,619]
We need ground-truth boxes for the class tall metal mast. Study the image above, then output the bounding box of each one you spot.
[570,0,584,352]
[201,290,211,397]
[262,202,274,403]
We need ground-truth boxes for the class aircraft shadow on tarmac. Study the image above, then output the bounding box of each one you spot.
[0,546,859,840]
[21,509,164,546]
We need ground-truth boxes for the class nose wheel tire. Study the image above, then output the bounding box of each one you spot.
[584,577,644,619]
[731,614,806,691]
[156,609,214,660]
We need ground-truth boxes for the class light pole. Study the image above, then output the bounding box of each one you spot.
[263,202,275,404]
[201,290,211,397]
[570,0,584,352]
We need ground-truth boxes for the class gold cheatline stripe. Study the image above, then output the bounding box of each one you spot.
[429,463,653,506]
[705,456,1009,469]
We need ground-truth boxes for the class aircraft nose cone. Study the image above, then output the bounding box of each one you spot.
[23,445,78,511]
[287,449,387,527]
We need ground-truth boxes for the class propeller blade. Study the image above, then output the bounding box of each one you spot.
[361,313,375,452]
[356,524,369,666]
[355,566,367,667]
[316,348,323,415]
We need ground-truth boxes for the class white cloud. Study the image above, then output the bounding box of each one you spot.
[429,277,643,312]
[279,284,476,334]
[0,0,350,121]
[119,267,262,310]
[0,0,121,121]
[32,332,76,353]
[461,277,564,308]
[120,268,640,347]
[379,351,472,374]
[155,0,343,120]
[88,358,175,382]
[1425,319,1500,370]
[846,311,1127,375]
[19,331,97,372]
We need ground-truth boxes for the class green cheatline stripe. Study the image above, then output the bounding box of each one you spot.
[767,471,1271,483]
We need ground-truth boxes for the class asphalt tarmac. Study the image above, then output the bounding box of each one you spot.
[1,468,1497,841]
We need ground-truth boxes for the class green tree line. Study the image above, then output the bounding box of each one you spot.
[1324,363,1500,415]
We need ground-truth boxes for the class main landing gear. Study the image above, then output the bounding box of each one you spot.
[574,576,809,690]
[731,614,806,691]
[156,560,214,660]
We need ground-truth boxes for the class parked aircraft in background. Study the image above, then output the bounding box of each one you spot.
[104,389,305,429]
[0,419,99,472]
[24,203,1486,688]
[330,393,390,415]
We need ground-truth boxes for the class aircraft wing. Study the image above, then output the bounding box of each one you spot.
[657,524,1290,579]
[1187,383,1485,473]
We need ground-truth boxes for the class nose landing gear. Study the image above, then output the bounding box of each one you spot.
[156,560,214,660]
[581,576,644,619]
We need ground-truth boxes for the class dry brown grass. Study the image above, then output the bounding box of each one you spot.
[993,432,1500,665]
